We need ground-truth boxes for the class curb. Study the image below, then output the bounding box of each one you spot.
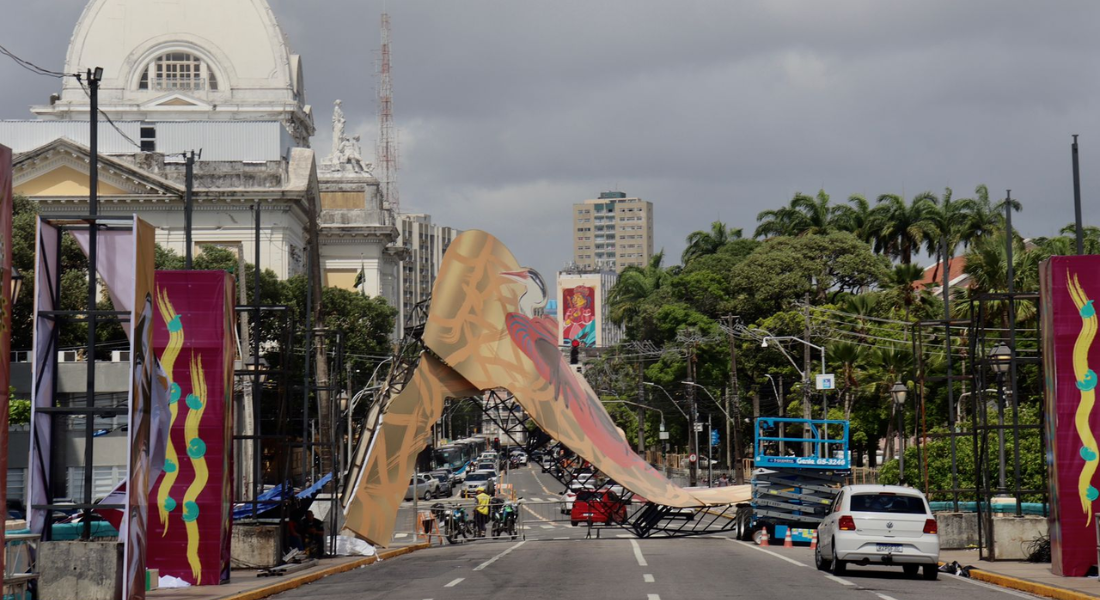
[963,568,1100,600]
[221,542,432,600]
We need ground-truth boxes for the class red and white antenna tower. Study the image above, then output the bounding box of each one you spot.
[377,10,399,214]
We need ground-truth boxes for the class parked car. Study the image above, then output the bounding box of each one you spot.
[541,455,554,472]
[509,450,528,465]
[405,474,439,501]
[429,469,454,496]
[570,489,628,526]
[461,471,497,498]
[815,485,940,580]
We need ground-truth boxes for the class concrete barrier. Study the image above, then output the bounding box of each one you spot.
[231,524,281,568]
[992,515,1047,560]
[37,541,123,600]
[935,512,978,549]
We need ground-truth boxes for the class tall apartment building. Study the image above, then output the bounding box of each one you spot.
[398,214,461,328]
[572,191,654,272]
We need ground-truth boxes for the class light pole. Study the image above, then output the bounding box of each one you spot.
[990,344,1012,496]
[890,382,907,485]
[682,381,732,480]
[642,382,689,421]
[761,334,826,455]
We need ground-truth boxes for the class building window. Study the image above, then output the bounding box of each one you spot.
[138,52,219,91]
[140,125,156,152]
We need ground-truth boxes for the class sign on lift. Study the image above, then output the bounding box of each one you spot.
[815,374,836,391]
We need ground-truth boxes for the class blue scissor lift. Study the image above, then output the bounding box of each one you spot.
[733,418,850,545]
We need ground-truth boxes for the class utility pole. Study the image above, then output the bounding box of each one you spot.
[686,339,698,487]
[802,294,812,456]
[237,241,253,501]
[184,150,197,269]
[723,315,744,484]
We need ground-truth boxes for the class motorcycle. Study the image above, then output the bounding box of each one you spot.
[443,505,475,544]
[491,500,519,539]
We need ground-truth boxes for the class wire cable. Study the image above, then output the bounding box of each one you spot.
[0,43,68,78]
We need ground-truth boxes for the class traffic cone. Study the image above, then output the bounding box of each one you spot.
[759,528,770,547]
[810,529,818,551]
[783,528,793,548]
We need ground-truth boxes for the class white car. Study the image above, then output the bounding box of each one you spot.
[561,480,595,513]
[815,485,940,580]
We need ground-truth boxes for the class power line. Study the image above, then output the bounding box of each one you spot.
[76,80,143,151]
[0,43,68,78]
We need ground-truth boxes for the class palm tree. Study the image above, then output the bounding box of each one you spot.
[682,220,742,266]
[869,346,915,461]
[960,184,1021,249]
[923,187,977,261]
[608,251,669,327]
[831,194,882,246]
[874,192,937,264]
[755,190,835,238]
[828,341,866,421]
[956,233,1040,327]
[889,263,926,323]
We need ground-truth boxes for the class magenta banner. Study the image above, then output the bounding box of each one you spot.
[1041,256,1100,577]
[148,271,235,585]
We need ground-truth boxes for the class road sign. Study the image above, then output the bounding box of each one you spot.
[688,453,697,463]
[815,374,836,391]
[711,430,720,446]
[658,431,669,440]
[693,422,704,432]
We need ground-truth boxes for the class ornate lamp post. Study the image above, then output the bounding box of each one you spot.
[890,381,908,485]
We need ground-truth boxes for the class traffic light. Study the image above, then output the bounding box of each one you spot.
[570,339,580,364]
[493,437,501,451]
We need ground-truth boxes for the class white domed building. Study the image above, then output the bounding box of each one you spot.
[0,0,403,302]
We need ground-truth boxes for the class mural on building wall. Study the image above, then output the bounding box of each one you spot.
[1041,256,1100,577]
[148,271,235,585]
[343,231,748,547]
[561,285,596,347]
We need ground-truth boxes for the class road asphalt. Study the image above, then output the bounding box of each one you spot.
[271,465,1040,600]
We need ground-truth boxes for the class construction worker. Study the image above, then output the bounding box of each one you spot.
[475,487,492,537]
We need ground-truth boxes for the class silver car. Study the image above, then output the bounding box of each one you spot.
[404,474,439,501]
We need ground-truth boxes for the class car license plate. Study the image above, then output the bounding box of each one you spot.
[876,543,902,553]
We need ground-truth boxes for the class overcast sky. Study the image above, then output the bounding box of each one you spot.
[3,1,1100,287]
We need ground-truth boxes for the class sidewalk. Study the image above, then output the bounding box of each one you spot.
[149,542,430,600]
[940,549,1100,600]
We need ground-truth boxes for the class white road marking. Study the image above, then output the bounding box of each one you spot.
[553,536,569,540]
[876,594,900,600]
[647,595,661,600]
[393,533,408,539]
[616,534,633,538]
[630,539,648,567]
[730,540,809,567]
[644,574,655,583]
[825,575,855,586]
[540,524,555,529]
[444,578,464,588]
[473,540,526,571]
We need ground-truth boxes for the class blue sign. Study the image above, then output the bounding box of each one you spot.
[711,430,720,446]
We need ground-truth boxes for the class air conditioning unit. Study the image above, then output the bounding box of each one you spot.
[58,351,79,362]
[111,351,131,362]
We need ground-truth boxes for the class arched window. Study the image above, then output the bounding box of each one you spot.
[138,52,218,91]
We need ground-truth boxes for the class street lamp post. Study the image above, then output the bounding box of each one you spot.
[682,381,733,480]
[990,344,1012,496]
[890,382,908,485]
[643,382,688,477]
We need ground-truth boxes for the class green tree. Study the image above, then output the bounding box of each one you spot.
[608,251,670,330]
[754,190,835,238]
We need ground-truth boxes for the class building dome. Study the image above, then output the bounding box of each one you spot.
[35,0,312,143]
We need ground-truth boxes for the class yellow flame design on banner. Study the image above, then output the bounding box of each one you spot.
[155,287,184,535]
[1068,272,1099,523]
[182,353,209,581]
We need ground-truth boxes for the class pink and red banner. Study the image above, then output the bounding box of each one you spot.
[1041,256,1100,576]
[147,271,235,585]
[0,144,13,579]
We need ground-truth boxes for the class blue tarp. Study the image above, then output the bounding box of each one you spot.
[231,473,333,521]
